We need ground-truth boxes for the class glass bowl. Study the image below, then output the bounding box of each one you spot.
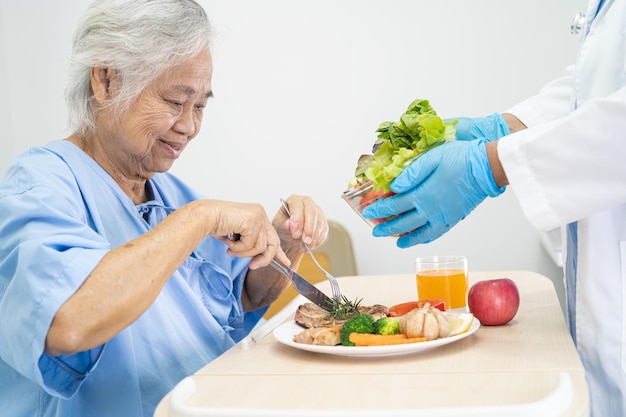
[342,140,450,228]
[342,181,395,228]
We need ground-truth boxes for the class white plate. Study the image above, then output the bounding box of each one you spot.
[272,317,480,358]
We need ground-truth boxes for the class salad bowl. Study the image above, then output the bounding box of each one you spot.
[342,180,391,228]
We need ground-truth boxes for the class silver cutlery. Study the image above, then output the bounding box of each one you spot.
[279,198,342,302]
[268,258,334,312]
[225,232,335,312]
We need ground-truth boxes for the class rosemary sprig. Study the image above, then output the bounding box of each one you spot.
[326,295,363,320]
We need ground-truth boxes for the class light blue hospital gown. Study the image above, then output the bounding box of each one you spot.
[0,140,265,417]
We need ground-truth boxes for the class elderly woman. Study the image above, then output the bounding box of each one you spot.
[0,1,329,416]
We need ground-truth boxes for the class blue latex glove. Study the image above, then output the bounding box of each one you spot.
[361,139,505,248]
[451,113,510,142]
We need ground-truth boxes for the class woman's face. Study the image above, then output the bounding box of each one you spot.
[94,49,213,180]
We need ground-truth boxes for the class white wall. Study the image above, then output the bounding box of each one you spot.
[0,0,588,310]
[0,1,13,170]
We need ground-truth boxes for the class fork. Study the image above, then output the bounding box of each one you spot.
[279,198,342,302]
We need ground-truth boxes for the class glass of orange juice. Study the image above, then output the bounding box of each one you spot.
[415,255,468,310]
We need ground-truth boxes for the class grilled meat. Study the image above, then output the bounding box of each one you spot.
[293,324,342,346]
[359,304,389,321]
[294,302,389,329]
[294,303,344,329]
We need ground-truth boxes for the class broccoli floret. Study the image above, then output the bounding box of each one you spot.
[340,314,375,346]
[373,317,400,335]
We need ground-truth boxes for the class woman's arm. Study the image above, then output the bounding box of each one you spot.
[45,199,286,356]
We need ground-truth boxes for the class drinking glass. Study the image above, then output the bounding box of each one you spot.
[415,255,468,310]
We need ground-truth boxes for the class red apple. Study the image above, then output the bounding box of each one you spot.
[468,278,520,326]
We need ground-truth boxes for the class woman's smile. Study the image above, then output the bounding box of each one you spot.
[158,138,185,159]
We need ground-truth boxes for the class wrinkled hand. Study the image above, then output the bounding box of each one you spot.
[361,139,505,248]
[273,195,329,252]
[451,113,510,142]
[209,201,288,269]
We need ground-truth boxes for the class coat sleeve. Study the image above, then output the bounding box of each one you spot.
[498,84,626,230]
[505,65,576,127]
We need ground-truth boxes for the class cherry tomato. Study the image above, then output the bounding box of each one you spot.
[359,189,395,210]
[359,190,395,225]
[387,299,446,317]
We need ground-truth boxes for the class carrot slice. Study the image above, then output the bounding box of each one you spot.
[348,332,428,346]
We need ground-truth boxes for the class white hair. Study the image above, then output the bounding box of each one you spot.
[65,0,212,137]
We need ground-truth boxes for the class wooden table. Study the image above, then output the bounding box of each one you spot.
[154,271,589,417]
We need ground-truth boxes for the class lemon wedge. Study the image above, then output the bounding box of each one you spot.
[445,312,474,336]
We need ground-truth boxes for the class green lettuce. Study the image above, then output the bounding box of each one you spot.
[352,99,457,192]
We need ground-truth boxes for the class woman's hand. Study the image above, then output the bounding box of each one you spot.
[201,200,289,270]
[238,196,328,311]
[272,195,329,255]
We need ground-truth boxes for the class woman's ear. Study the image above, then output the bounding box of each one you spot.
[90,66,115,103]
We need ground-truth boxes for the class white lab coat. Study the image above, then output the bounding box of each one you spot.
[498,0,626,415]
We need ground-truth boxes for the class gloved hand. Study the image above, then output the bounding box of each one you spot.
[361,139,505,248]
[450,113,510,142]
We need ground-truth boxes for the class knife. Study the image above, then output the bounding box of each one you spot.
[225,233,335,312]
[268,258,335,312]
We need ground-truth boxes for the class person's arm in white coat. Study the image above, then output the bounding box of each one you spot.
[452,65,575,140]
[491,84,626,230]
[505,65,576,128]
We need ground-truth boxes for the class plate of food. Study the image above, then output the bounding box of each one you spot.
[272,301,480,358]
